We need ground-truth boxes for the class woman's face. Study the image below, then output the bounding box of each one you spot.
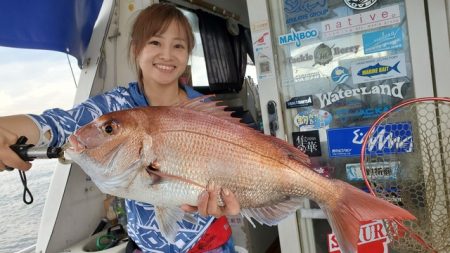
[138,20,189,87]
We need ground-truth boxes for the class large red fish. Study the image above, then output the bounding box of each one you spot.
[66,96,415,252]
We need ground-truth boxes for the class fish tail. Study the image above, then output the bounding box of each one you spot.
[392,61,401,73]
[321,181,416,253]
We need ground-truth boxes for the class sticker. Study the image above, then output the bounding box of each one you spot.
[294,108,332,129]
[363,27,403,54]
[331,66,350,84]
[289,44,359,64]
[343,0,378,10]
[321,4,401,39]
[334,105,390,123]
[252,26,275,81]
[284,0,329,25]
[328,220,390,253]
[352,54,407,84]
[292,130,322,157]
[278,28,319,47]
[346,161,399,181]
[313,43,333,66]
[286,95,314,108]
[327,122,413,158]
[293,71,323,82]
[315,81,407,108]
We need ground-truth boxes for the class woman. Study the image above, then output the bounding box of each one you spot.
[0,3,240,252]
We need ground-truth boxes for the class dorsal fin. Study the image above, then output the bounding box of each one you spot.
[178,95,244,125]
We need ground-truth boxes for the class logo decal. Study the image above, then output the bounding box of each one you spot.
[343,0,378,10]
[294,108,332,129]
[352,54,407,84]
[331,66,350,84]
[346,161,399,181]
[321,4,400,39]
[315,82,406,108]
[363,27,404,54]
[284,0,329,25]
[293,130,322,157]
[278,28,318,47]
[334,105,390,123]
[327,122,413,158]
[286,95,314,108]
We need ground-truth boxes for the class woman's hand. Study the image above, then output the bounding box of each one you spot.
[0,126,32,172]
[181,181,240,217]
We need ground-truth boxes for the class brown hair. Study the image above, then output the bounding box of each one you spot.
[129,3,195,85]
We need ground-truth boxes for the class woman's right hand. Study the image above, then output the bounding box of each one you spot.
[0,126,32,172]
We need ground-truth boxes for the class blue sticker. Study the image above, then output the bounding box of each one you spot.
[284,0,329,25]
[327,122,413,158]
[331,66,350,84]
[294,108,332,129]
[363,27,403,54]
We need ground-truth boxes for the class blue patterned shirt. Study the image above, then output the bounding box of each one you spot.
[29,82,234,252]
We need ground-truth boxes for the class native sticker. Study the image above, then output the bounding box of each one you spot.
[343,0,378,10]
[284,0,329,25]
[363,27,403,54]
[321,4,400,39]
[292,130,322,157]
[351,53,407,84]
[286,95,314,108]
[294,108,332,129]
[331,66,350,84]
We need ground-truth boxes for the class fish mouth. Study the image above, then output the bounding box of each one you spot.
[67,135,87,153]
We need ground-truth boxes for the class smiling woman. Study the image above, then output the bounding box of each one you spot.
[0,46,78,253]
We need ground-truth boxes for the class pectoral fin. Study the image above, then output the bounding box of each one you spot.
[241,197,304,227]
[154,206,185,243]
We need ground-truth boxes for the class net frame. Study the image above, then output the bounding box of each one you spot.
[360,97,450,253]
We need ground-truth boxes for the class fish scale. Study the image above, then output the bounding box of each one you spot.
[67,96,416,252]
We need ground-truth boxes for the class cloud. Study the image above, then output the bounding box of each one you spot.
[0,47,79,115]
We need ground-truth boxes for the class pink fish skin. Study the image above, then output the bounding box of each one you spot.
[67,96,415,251]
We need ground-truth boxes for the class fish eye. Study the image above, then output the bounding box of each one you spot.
[102,121,117,135]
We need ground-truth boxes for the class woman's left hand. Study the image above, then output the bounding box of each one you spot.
[181,181,240,217]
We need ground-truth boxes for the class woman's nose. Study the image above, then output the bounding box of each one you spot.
[158,44,171,60]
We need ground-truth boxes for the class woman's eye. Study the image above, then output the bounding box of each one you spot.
[174,44,185,49]
[148,40,160,46]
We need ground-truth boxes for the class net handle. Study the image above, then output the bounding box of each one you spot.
[359,96,450,253]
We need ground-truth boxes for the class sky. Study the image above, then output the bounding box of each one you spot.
[0,46,80,116]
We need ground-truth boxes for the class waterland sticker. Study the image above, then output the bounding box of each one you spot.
[363,27,403,54]
[284,0,329,25]
[314,81,406,108]
[321,4,400,39]
[351,53,407,84]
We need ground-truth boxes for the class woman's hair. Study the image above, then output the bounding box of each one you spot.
[129,3,195,84]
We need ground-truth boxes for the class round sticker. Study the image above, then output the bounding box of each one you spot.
[344,0,378,10]
[331,66,350,84]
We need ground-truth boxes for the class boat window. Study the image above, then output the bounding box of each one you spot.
[180,9,209,87]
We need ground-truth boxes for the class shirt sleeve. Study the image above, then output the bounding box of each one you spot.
[28,87,134,147]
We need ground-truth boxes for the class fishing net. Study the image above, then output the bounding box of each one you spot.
[360,97,450,253]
